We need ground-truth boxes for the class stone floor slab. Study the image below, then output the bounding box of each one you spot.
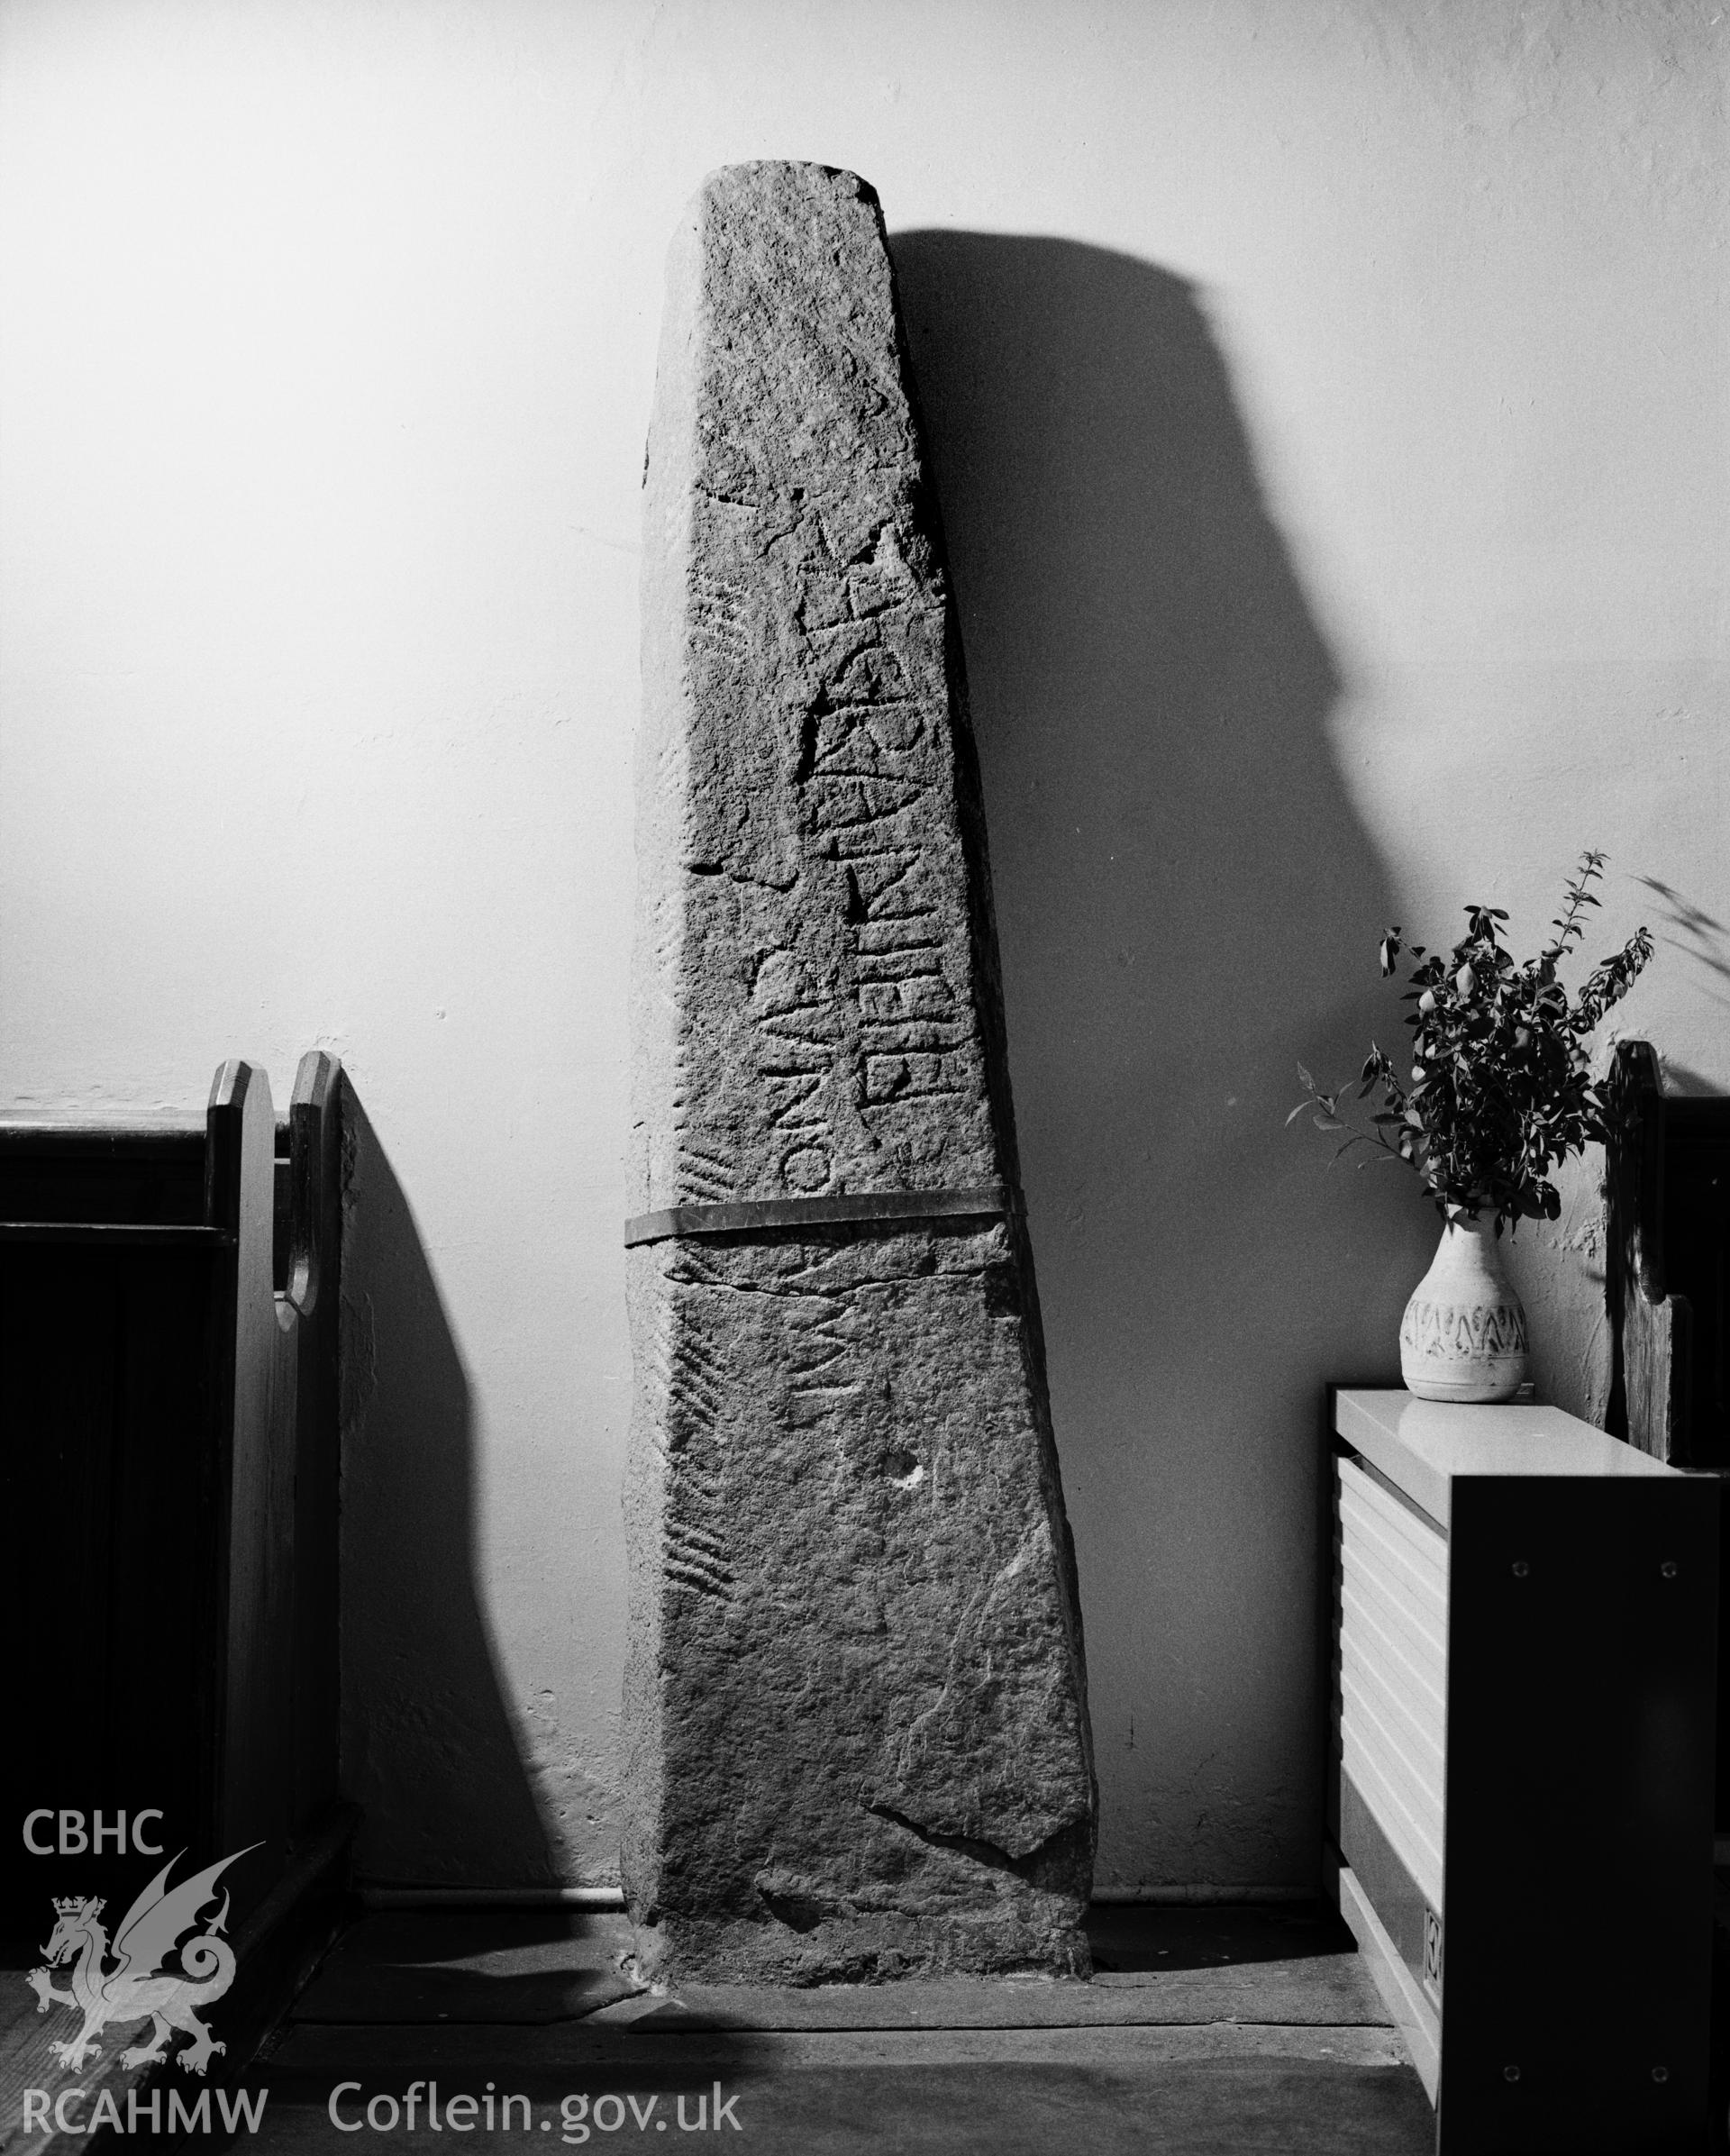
[605,1954,1388,2032]
[228,2034,1433,2154]
[218,1904,1429,2152]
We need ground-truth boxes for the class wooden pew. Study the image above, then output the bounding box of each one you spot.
[1605,1036,1730,1846]
[0,1055,352,2077]
[1605,1038,1730,1468]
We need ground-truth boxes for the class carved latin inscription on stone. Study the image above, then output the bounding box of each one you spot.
[624,161,1096,1984]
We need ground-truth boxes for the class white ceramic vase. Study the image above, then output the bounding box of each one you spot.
[1398,1215,1530,1404]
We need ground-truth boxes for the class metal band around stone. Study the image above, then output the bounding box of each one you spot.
[623,1185,1011,1248]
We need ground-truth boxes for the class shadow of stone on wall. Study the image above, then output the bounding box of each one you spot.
[888,232,1436,1890]
[340,1090,556,1886]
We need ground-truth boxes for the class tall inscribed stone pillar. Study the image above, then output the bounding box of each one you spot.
[624,161,1096,1984]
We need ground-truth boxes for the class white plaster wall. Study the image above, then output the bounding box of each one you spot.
[0,0,1723,1891]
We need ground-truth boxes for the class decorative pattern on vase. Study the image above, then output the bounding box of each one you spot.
[1400,1297,1530,1361]
[1398,1216,1531,1405]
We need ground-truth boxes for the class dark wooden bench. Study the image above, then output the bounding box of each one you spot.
[1606,1038,1730,1844]
[0,1054,353,2124]
[1606,1038,1730,1469]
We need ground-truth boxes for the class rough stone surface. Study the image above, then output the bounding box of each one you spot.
[624,160,1095,1985]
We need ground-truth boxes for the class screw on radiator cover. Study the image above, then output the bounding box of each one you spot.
[1504,2066,1521,2083]
[1653,2066,1670,2083]
[1511,1560,1530,1578]
[1661,1561,1679,1578]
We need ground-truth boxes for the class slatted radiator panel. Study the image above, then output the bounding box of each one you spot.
[1337,1456,1448,1911]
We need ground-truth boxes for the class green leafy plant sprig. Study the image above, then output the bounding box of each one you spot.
[1292,851,1653,1233]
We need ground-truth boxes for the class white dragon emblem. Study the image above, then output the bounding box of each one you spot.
[26,1844,259,2077]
